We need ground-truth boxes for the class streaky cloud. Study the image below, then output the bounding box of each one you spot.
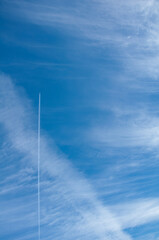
[0,73,132,240]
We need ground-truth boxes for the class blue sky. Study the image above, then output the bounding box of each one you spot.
[1,0,159,239]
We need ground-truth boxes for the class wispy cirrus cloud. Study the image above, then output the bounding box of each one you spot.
[4,0,159,83]
[88,108,159,149]
[0,73,132,239]
[110,198,159,229]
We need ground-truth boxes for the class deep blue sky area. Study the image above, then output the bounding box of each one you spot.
[1,1,159,240]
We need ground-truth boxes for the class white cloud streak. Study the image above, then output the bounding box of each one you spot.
[89,110,159,148]
[0,73,132,239]
[110,198,159,229]
[4,0,159,80]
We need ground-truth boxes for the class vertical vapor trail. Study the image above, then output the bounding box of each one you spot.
[38,93,41,240]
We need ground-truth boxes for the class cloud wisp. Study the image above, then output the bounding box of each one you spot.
[0,74,132,239]
[110,198,159,229]
[5,0,159,83]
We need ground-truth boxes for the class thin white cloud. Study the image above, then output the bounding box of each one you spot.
[0,73,132,239]
[89,110,159,148]
[4,0,159,89]
[110,198,159,229]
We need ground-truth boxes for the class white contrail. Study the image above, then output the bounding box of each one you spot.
[38,93,41,240]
